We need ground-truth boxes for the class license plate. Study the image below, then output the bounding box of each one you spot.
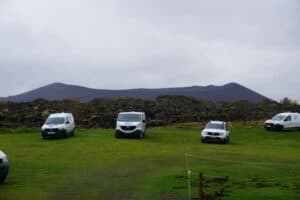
[48,132,55,134]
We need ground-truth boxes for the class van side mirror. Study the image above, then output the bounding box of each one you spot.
[142,120,146,123]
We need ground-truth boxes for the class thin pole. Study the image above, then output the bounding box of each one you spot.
[199,172,204,200]
[188,170,191,200]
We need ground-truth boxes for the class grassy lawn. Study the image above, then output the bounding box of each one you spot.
[0,124,300,200]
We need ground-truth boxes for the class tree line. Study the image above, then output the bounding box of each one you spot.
[0,96,299,128]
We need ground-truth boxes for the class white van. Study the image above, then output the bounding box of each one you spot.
[201,121,230,144]
[0,150,9,182]
[264,112,300,131]
[115,112,146,139]
[41,113,75,139]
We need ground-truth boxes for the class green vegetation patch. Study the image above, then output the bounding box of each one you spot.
[0,125,299,199]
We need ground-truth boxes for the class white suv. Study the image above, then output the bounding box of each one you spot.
[0,150,9,183]
[115,112,146,139]
[201,121,230,144]
[41,113,75,139]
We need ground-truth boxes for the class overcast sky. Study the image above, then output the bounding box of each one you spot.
[0,0,299,100]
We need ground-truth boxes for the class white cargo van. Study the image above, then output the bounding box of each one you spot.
[264,112,300,131]
[115,112,146,139]
[41,113,75,139]
[0,150,9,182]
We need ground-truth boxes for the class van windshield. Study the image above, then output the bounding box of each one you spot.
[272,114,286,121]
[118,114,141,122]
[205,123,225,130]
[45,117,65,125]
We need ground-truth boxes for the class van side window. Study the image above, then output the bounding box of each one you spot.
[285,116,291,121]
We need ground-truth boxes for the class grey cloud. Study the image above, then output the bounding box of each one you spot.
[0,0,299,100]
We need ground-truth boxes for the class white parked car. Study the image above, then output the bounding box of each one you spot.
[0,150,9,183]
[201,121,230,144]
[115,112,146,139]
[41,113,75,139]
[264,112,300,131]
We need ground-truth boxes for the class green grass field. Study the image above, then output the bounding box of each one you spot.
[0,124,300,200]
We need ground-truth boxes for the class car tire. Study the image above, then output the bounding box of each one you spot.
[276,125,283,131]
[70,129,75,136]
[223,138,229,144]
[0,175,7,183]
[201,138,206,143]
[62,131,67,138]
[138,132,143,139]
[143,130,146,138]
[115,132,120,138]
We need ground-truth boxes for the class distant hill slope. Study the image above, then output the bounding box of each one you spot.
[0,82,269,102]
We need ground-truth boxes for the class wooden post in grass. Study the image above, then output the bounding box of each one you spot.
[199,172,205,200]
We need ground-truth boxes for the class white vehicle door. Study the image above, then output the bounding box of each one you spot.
[284,115,293,129]
[225,123,230,136]
[66,115,72,132]
[294,114,300,128]
[142,115,146,131]
[70,115,75,130]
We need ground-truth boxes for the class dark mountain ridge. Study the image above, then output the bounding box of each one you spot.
[0,82,269,102]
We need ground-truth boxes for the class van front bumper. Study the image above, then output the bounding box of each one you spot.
[202,136,226,141]
[201,135,229,143]
[115,129,142,138]
[41,129,67,138]
[264,123,283,130]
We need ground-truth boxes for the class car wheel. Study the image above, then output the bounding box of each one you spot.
[223,136,229,144]
[138,132,143,139]
[276,125,283,131]
[115,132,120,138]
[201,138,206,143]
[0,175,7,183]
[143,130,146,138]
[62,131,67,138]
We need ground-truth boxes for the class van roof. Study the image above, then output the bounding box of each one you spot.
[209,120,225,124]
[277,112,299,116]
[49,113,72,118]
[118,112,145,115]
